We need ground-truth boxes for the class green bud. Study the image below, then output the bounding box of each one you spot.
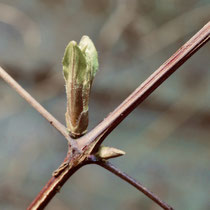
[96,146,125,160]
[62,36,99,138]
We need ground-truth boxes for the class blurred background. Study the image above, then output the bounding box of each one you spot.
[0,0,209,209]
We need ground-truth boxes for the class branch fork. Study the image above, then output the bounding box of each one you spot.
[0,21,209,210]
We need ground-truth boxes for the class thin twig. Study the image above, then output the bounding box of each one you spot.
[140,5,210,58]
[78,21,210,151]
[0,66,78,148]
[96,160,174,210]
[27,155,84,210]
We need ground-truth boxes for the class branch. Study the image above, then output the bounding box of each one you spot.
[27,155,84,210]
[78,21,210,151]
[96,160,174,210]
[0,66,78,148]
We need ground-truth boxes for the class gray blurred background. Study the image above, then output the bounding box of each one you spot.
[0,0,210,209]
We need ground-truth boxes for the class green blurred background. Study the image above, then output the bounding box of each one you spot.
[0,0,210,209]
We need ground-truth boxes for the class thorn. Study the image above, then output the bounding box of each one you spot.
[96,146,125,160]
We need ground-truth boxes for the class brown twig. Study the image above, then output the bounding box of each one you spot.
[27,155,85,210]
[0,66,79,149]
[140,5,210,58]
[78,21,210,151]
[96,160,174,210]
[0,22,209,210]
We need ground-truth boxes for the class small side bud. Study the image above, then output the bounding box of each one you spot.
[62,36,99,138]
[96,146,125,160]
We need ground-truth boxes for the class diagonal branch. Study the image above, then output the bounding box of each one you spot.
[96,160,174,210]
[27,154,86,210]
[0,66,79,148]
[78,21,210,151]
